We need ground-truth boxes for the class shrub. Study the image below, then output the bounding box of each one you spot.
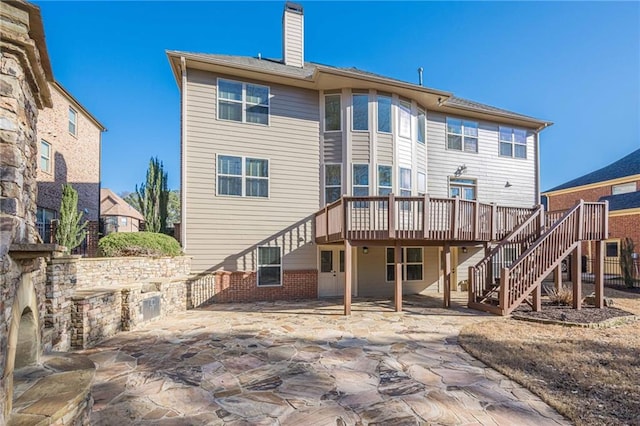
[98,232,182,257]
[547,285,573,306]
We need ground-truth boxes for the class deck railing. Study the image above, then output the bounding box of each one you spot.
[469,200,608,315]
[315,194,536,243]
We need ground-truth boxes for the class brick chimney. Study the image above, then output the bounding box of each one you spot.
[282,2,304,68]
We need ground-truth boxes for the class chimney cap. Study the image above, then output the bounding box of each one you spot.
[285,2,303,14]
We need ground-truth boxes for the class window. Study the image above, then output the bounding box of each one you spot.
[398,100,411,138]
[386,247,423,281]
[352,164,369,196]
[121,217,128,226]
[417,172,426,196]
[352,94,369,131]
[399,167,412,196]
[446,118,478,152]
[36,207,56,243]
[68,107,77,135]
[499,127,527,158]
[377,95,391,133]
[378,165,392,196]
[40,140,51,172]
[612,182,636,195]
[449,178,476,200]
[320,250,345,273]
[217,155,269,198]
[606,241,619,257]
[258,246,282,286]
[417,109,426,144]
[218,79,269,125]
[324,94,341,132]
[325,164,341,204]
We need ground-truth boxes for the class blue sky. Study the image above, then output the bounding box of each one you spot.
[35,1,639,194]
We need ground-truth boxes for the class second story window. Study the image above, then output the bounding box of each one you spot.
[447,118,478,152]
[398,100,411,139]
[68,107,77,135]
[40,140,51,172]
[377,95,391,133]
[417,172,426,196]
[352,164,369,196]
[499,127,527,158]
[352,94,369,131]
[324,94,341,132]
[218,79,269,125]
[217,154,269,198]
[325,164,341,204]
[378,165,392,196]
[417,109,426,144]
[399,167,412,196]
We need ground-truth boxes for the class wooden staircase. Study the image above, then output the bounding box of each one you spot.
[468,200,608,316]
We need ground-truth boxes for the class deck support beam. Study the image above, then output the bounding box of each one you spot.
[443,243,451,308]
[554,263,562,291]
[344,240,352,316]
[532,282,541,312]
[394,241,402,312]
[572,244,582,310]
[594,240,604,308]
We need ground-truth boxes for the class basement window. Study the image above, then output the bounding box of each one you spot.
[258,246,282,286]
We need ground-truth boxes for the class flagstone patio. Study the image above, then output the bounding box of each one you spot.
[83,295,569,425]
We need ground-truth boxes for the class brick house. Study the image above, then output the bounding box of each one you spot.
[542,148,640,270]
[100,188,144,234]
[36,81,106,248]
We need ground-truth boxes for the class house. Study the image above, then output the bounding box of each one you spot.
[167,2,608,315]
[542,148,640,273]
[36,81,106,252]
[100,188,145,234]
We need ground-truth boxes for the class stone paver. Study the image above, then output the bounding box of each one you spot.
[84,296,569,425]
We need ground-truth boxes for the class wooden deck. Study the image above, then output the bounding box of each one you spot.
[315,195,536,244]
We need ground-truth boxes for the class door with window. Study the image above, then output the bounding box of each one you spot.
[319,247,346,297]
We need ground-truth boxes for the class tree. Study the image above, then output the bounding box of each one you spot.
[56,184,87,252]
[619,237,636,289]
[121,188,180,228]
[135,157,169,233]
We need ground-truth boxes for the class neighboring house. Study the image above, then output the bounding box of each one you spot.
[100,188,145,234]
[542,148,640,270]
[167,2,608,314]
[36,81,106,247]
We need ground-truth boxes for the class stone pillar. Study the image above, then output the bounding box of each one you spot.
[0,0,53,421]
[44,256,80,352]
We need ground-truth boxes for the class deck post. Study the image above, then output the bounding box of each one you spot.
[594,240,604,308]
[572,243,582,310]
[500,268,509,315]
[394,241,402,312]
[474,200,480,240]
[341,198,347,240]
[422,194,430,239]
[442,243,451,308]
[554,263,562,291]
[467,266,474,305]
[452,198,459,240]
[577,199,585,241]
[388,193,395,239]
[491,203,498,241]
[532,282,541,312]
[324,205,329,242]
[344,239,352,316]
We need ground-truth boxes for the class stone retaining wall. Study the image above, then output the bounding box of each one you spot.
[71,289,121,349]
[75,256,191,289]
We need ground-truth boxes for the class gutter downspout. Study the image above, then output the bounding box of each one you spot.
[180,57,187,251]
[534,122,550,208]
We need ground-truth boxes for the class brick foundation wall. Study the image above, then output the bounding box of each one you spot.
[546,180,640,212]
[609,214,640,246]
[214,269,318,303]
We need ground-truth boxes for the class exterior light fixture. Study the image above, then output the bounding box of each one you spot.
[462,247,468,254]
[505,181,513,188]
[363,247,369,254]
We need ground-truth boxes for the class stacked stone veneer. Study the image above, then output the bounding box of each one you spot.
[213,269,318,303]
[46,256,192,349]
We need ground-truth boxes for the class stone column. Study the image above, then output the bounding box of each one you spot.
[0,0,53,421]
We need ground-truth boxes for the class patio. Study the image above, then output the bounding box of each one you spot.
[84,295,569,425]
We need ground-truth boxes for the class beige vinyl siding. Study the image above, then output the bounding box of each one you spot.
[426,112,537,207]
[377,133,393,165]
[184,69,319,273]
[397,136,412,169]
[323,133,343,163]
[351,132,370,163]
[357,246,440,297]
[416,143,426,174]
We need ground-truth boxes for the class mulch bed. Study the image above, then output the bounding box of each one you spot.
[604,284,640,294]
[514,302,634,324]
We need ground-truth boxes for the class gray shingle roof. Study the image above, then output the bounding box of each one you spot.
[599,190,640,211]
[445,97,543,122]
[545,148,640,192]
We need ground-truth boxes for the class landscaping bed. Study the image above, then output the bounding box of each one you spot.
[459,284,640,426]
[513,302,635,326]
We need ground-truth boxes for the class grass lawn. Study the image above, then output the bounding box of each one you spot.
[459,284,640,426]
